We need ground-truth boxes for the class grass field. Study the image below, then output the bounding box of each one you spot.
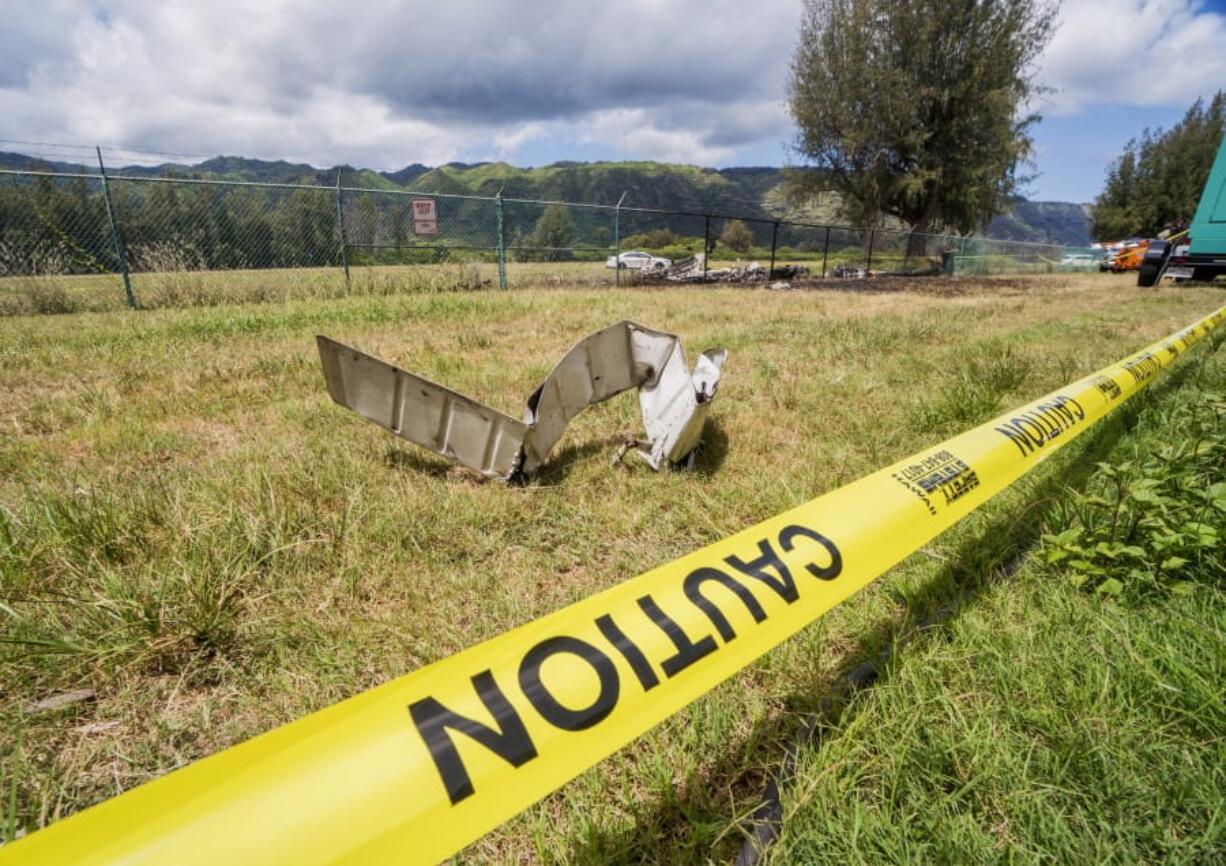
[1,273,1223,862]
[1,261,596,315]
[1,251,1082,316]
[765,345,1226,864]
[3,258,829,316]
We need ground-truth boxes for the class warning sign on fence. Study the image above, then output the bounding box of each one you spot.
[412,198,438,235]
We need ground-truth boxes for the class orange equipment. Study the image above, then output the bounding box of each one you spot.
[1110,239,1151,272]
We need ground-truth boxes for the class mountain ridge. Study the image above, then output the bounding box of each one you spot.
[0,151,1091,245]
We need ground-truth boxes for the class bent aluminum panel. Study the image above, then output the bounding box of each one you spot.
[638,346,727,468]
[317,336,528,479]
[520,322,684,475]
[317,322,725,481]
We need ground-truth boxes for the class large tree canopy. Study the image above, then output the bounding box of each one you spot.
[788,0,1053,249]
[1091,92,1225,241]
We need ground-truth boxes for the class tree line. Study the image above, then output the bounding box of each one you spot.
[1090,92,1225,241]
[0,170,870,278]
[0,173,610,275]
[0,172,343,276]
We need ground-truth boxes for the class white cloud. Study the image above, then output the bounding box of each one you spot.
[1,0,1222,173]
[1038,0,1226,114]
[0,0,801,168]
[574,100,793,165]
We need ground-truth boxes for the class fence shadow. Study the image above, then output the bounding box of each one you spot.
[563,363,1195,866]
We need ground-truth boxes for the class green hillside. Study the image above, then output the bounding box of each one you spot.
[392,161,1089,244]
[0,151,1090,245]
[984,199,1094,246]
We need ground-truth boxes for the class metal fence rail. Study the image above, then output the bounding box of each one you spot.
[0,159,1095,314]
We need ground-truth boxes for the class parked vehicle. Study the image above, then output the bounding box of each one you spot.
[1139,131,1226,286]
[605,250,671,270]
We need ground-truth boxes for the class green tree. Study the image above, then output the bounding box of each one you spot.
[622,228,677,250]
[529,204,574,261]
[275,188,336,267]
[789,0,1054,254]
[509,228,533,263]
[1091,150,1139,240]
[348,195,379,247]
[720,219,754,253]
[389,202,410,248]
[1091,92,1225,240]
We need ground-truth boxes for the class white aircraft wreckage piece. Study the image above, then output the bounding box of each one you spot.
[316,322,727,481]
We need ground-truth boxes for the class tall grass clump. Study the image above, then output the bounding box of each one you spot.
[911,342,1033,431]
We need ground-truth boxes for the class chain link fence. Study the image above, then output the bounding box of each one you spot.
[0,163,1098,315]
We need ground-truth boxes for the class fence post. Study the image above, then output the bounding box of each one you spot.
[335,169,350,290]
[821,226,830,278]
[866,229,876,273]
[703,215,711,280]
[495,190,507,291]
[768,221,779,279]
[96,147,135,309]
[613,191,627,288]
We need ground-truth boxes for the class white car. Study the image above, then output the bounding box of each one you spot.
[606,250,671,271]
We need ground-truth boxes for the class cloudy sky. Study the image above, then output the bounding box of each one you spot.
[2,0,1225,201]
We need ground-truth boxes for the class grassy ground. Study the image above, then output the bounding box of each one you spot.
[0,253,1086,316]
[766,341,1226,864]
[1,261,599,315]
[0,273,1223,862]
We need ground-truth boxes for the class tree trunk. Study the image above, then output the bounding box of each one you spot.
[906,185,942,260]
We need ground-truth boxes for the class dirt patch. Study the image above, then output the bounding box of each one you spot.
[613,272,1031,296]
[778,273,1032,296]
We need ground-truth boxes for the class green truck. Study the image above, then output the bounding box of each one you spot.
[1139,131,1226,286]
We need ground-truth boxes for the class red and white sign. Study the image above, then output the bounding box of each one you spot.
[411,199,438,235]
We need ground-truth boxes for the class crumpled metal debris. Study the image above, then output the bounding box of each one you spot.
[316,321,727,481]
[831,264,867,279]
[640,253,808,284]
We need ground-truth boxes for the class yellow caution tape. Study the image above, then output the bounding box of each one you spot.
[5,306,1224,866]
